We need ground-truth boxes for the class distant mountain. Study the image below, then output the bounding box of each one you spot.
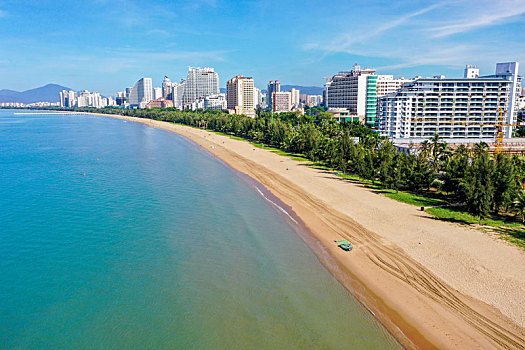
[0,84,73,103]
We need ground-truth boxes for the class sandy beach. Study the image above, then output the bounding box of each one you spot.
[94,113,524,349]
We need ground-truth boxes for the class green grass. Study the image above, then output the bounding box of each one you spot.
[427,207,525,248]
[381,190,447,207]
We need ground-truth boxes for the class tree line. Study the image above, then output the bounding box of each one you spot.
[27,106,525,223]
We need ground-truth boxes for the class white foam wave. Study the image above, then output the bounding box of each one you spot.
[255,187,298,224]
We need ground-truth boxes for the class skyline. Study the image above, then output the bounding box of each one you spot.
[1,0,524,94]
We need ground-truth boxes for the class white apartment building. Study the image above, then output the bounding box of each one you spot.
[182,67,219,106]
[187,93,226,111]
[153,87,163,100]
[162,76,173,98]
[77,90,103,108]
[129,77,153,107]
[307,95,323,106]
[518,86,525,110]
[377,62,521,140]
[290,88,300,108]
[204,93,227,110]
[59,90,77,107]
[376,75,413,98]
[226,75,255,116]
[60,89,109,108]
[254,87,263,109]
[272,91,292,112]
[171,80,186,110]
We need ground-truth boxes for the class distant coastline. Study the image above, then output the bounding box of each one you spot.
[20,109,525,349]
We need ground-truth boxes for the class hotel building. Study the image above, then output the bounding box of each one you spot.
[326,64,378,126]
[377,62,521,140]
[182,67,219,106]
[226,75,255,117]
[326,64,412,126]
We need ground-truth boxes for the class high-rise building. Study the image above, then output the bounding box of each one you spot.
[59,90,77,107]
[171,80,186,110]
[129,77,153,108]
[290,88,300,108]
[77,90,103,108]
[226,75,255,117]
[60,90,106,108]
[377,62,521,140]
[162,76,173,98]
[153,87,163,100]
[307,95,323,107]
[326,64,378,126]
[267,80,281,110]
[272,91,292,112]
[253,87,263,109]
[182,67,219,106]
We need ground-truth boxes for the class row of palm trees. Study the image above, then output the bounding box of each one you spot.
[33,106,525,223]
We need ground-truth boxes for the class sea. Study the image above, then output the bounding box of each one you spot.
[0,109,401,349]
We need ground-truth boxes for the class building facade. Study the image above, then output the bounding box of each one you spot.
[182,67,219,106]
[254,87,263,109]
[272,91,292,112]
[204,93,227,110]
[376,75,413,98]
[129,77,153,108]
[59,90,77,107]
[226,75,255,117]
[171,80,186,110]
[267,80,281,110]
[146,97,174,109]
[153,87,163,100]
[377,62,521,140]
[162,76,173,99]
[290,88,300,108]
[326,64,378,126]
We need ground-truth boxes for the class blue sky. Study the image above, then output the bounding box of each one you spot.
[1,0,524,95]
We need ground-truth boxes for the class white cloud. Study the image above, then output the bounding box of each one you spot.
[308,2,445,59]
[431,0,525,37]
[303,0,525,75]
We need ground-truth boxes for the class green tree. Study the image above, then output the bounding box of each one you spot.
[492,153,517,213]
[461,151,495,223]
[513,191,525,223]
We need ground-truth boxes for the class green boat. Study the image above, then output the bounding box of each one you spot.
[335,239,353,251]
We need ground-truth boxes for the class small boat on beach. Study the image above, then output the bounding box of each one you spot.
[335,239,353,251]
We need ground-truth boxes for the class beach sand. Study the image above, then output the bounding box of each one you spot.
[95,113,524,349]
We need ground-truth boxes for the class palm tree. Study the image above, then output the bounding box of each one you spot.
[472,142,489,156]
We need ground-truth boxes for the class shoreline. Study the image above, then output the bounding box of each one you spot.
[63,112,525,348]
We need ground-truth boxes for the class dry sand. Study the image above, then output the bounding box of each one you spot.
[96,114,524,349]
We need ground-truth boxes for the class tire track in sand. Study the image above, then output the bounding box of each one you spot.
[223,150,525,350]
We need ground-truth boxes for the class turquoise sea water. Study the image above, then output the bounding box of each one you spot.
[0,110,401,349]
